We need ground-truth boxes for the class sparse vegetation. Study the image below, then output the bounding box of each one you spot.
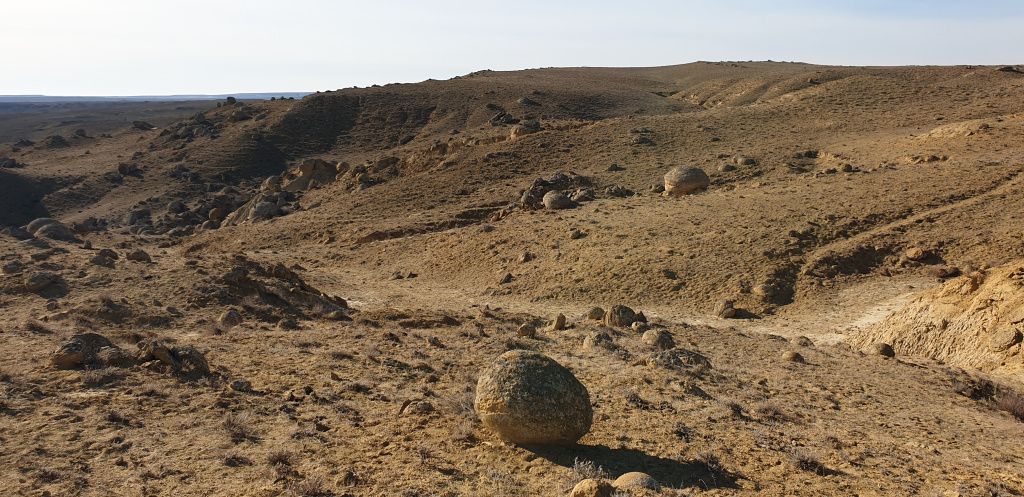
[789,449,823,474]
[222,411,259,442]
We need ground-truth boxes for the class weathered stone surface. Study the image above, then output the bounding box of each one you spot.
[25,271,62,292]
[863,342,895,358]
[613,472,660,492]
[571,479,614,497]
[603,305,636,327]
[475,350,592,445]
[542,190,573,209]
[51,333,114,369]
[663,165,710,196]
[642,329,675,350]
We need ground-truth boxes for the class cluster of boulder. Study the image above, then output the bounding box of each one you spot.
[50,332,211,376]
[222,158,345,226]
[520,172,592,210]
[571,472,661,496]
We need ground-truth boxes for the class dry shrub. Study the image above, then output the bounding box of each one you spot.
[564,457,609,489]
[81,367,124,387]
[287,474,330,496]
[22,318,54,334]
[137,382,167,397]
[221,449,252,467]
[486,467,523,497]
[995,388,1024,422]
[695,447,723,473]
[105,407,135,425]
[721,398,745,418]
[267,449,294,467]
[789,448,823,473]
[754,401,786,422]
[327,348,353,360]
[222,411,259,442]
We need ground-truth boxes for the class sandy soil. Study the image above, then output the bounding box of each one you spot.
[2,62,1024,496]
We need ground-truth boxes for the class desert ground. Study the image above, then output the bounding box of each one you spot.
[1,61,1023,496]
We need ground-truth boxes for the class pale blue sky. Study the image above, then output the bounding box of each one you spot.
[2,0,1022,95]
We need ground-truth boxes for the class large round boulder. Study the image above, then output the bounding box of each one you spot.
[34,223,76,241]
[663,165,710,196]
[25,218,61,234]
[474,350,592,445]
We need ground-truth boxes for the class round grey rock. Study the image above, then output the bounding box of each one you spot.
[542,190,573,210]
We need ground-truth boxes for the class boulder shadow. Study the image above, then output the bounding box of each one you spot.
[527,443,744,490]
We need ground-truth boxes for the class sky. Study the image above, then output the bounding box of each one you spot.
[2,0,1023,96]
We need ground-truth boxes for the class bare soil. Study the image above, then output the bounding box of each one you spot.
[2,62,1024,496]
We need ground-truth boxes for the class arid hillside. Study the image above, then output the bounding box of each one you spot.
[1,62,1023,496]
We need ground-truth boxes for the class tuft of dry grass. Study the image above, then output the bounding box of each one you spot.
[695,447,723,473]
[754,401,786,422]
[286,474,330,496]
[137,382,167,397]
[81,367,124,387]
[22,318,55,334]
[789,448,823,473]
[222,411,260,442]
[327,348,354,360]
[267,449,294,467]
[221,449,252,467]
[995,388,1024,422]
[566,457,608,489]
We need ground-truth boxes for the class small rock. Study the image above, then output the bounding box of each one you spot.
[792,336,814,347]
[2,261,24,274]
[781,350,805,363]
[631,321,650,333]
[663,165,710,196]
[51,333,115,369]
[604,306,636,327]
[989,329,1022,352]
[586,307,605,320]
[474,350,592,445]
[718,164,737,172]
[549,313,567,331]
[863,342,895,358]
[230,379,253,392]
[218,309,243,328]
[126,249,151,263]
[733,155,757,166]
[906,247,927,261]
[406,400,435,414]
[569,229,584,239]
[25,271,62,292]
[613,472,660,492]
[571,479,614,497]
[583,332,614,351]
[516,324,537,338]
[499,273,514,285]
[543,190,573,210]
[277,317,299,330]
[714,299,736,318]
[26,218,61,234]
[642,329,675,350]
